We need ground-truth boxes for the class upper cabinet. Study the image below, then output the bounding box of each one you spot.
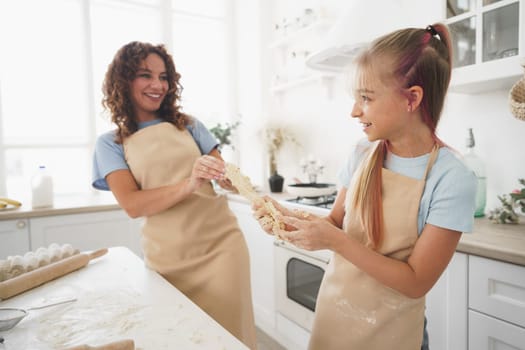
[445,0,525,93]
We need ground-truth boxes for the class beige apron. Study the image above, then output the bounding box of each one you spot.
[309,145,439,350]
[123,122,257,349]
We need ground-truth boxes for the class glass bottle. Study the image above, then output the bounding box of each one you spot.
[463,128,486,217]
[31,165,54,208]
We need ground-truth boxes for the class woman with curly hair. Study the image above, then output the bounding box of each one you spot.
[92,41,256,348]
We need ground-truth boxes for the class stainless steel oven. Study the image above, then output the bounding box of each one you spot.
[274,239,331,332]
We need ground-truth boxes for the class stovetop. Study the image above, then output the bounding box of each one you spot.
[286,193,336,209]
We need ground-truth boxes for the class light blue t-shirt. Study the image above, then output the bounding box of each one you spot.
[338,139,477,234]
[92,118,218,191]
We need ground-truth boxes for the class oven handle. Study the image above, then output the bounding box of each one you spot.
[274,240,331,265]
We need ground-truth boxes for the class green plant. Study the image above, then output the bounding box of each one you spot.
[209,121,240,150]
[488,178,525,224]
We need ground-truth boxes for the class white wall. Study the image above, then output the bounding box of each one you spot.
[235,0,525,212]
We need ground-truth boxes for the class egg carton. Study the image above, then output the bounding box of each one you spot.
[0,243,80,282]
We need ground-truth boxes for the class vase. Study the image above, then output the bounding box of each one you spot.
[269,172,284,193]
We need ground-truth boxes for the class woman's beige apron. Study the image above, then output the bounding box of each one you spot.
[123,122,257,349]
[309,145,439,350]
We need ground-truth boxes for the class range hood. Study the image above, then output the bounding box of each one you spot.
[306,1,417,72]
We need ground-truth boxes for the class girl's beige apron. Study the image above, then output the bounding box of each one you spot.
[123,122,256,349]
[309,145,439,350]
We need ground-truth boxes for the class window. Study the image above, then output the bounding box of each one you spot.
[0,0,233,198]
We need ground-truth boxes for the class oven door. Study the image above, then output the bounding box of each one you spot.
[274,240,329,332]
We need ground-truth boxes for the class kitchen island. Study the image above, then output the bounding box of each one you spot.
[0,247,249,350]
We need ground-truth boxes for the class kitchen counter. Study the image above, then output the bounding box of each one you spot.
[226,191,525,266]
[0,192,120,220]
[2,192,524,266]
[0,247,249,350]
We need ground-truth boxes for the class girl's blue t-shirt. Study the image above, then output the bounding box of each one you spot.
[92,118,218,191]
[338,139,477,234]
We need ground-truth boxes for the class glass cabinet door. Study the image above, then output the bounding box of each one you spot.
[450,17,477,68]
[482,2,519,62]
[447,0,476,17]
[447,0,520,67]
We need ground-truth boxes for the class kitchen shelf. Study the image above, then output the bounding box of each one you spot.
[268,19,333,50]
[270,73,336,97]
[449,55,525,93]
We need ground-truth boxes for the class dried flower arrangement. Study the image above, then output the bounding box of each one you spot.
[264,126,299,174]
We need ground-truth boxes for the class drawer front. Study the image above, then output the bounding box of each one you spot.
[469,310,525,350]
[469,255,525,327]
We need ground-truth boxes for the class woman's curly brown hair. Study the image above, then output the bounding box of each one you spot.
[102,41,191,144]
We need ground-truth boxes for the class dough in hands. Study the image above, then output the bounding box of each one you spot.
[224,163,285,236]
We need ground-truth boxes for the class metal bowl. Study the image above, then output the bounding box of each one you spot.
[0,308,27,331]
[287,183,337,198]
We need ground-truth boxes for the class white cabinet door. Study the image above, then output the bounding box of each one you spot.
[228,200,276,330]
[426,252,468,350]
[29,210,142,257]
[469,255,525,327]
[0,219,30,257]
[469,310,525,350]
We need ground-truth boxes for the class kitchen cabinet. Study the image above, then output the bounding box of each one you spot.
[29,210,143,257]
[445,0,525,93]
[468,255,525,349]
[427,252,525,350]
[0,218,30,257]
[269,18,335,97]
[426,252,468,350]
[228,200,277,333]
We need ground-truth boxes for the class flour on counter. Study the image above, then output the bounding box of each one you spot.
[36,288,146,348]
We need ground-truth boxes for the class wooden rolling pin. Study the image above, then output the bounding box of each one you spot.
[0,248,108,300]
[64,339,135,350]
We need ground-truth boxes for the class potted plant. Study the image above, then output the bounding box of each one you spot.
[488,178,525,224]
[209,121,240,151]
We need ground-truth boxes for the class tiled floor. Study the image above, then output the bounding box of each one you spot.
[256,327,287,350]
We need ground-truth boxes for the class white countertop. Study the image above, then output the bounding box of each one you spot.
[0,247,249,350]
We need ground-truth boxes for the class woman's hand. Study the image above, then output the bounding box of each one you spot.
[188,155,225,192]
[215,177,236,191]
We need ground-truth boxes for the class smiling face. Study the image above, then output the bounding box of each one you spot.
[350,63,409,143]
[130,53,169,122]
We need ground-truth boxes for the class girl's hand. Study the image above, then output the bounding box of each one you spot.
[188,155,225,192]
[275,214,340,251]
[252,196,319,236]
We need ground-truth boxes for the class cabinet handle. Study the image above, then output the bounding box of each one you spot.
[16,220,26,229]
